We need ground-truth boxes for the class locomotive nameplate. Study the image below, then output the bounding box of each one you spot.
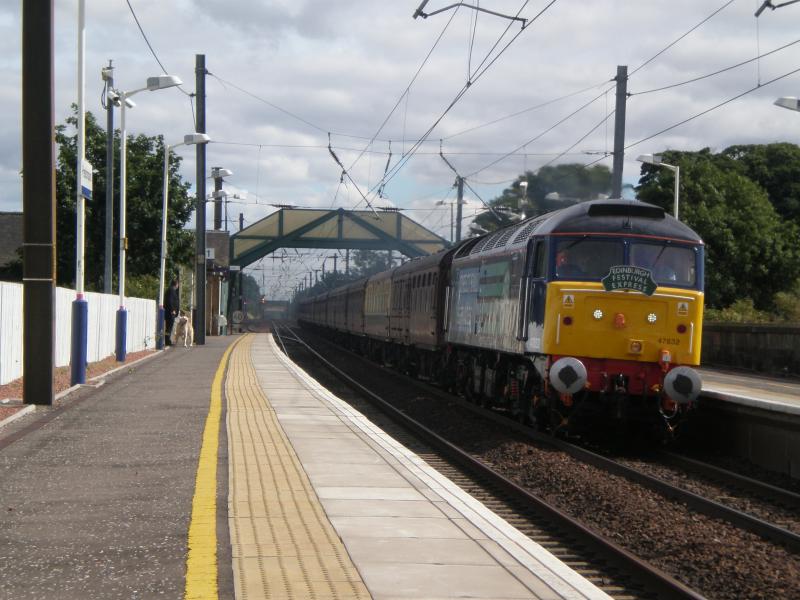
[601,266,657,296]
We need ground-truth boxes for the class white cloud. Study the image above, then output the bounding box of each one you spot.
[5,0,800,285]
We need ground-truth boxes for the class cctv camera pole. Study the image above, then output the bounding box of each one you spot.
[22,0,56,405]
[70,0,88,385]
[103,60,114,295]
[194,54,207,344]
[611,65,628,198]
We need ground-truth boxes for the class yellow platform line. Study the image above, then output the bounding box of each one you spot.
[184,336,242,600]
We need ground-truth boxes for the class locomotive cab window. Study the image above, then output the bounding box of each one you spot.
[554,238,623,279]
[630,243,697,287]
[531,240,546,278]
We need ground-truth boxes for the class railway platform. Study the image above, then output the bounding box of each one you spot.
[0,333,611,599]
[699,367,800,414]
[696,367,800,478]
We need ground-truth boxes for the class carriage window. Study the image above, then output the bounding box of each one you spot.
[630,243,696,287]
[555,238,624,279]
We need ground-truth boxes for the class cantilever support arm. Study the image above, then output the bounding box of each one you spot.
[755,0,800,17]
[414,2,527,24]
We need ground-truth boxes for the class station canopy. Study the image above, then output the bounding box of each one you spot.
[230,207,449,267]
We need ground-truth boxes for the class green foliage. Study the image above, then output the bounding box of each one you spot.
[55,106,195,293]
[350,250,395,277]
[704,299,771,323]
[126,274,159,303]
[472,164,612,234]
[773,291,800,322]
[240,273,262,315]
[636,149,800,309]
[720,143,800,222]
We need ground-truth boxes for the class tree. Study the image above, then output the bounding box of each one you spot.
[350,249,396,277]
[55,107,195,294]
[719,143,800,222]
[240,273,262,314]
[636,149,800,309]
[471,164,612,234]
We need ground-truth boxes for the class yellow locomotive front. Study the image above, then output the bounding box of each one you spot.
[528,210,705,438]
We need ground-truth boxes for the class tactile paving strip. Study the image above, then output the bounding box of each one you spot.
[226,334,370,599]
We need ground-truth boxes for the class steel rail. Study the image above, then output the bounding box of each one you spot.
[287,322,800,554]
[660,451,800,506]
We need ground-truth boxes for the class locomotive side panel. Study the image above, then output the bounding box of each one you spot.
[446,251,526,354]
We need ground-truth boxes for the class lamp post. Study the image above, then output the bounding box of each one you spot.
[637,153,680,220]
[70,0,88,385]
[114,74,182,361]
[211,167,232,230]
[157,132,210,349]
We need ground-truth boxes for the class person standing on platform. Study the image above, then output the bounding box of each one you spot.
[164,279,180,346]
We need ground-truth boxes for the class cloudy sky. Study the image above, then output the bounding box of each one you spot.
[3,0,800,298]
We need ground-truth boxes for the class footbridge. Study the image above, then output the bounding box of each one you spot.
[229,207,450,268]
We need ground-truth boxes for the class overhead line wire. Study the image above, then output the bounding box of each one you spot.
[124,0,196,125]
[629,37,800,96]
[464,84,613,177]
[538,110,615,170]
[346,3,461,172]
[629,0,737,77]
[442,79,612,140]
[208,72,328,133]
[363,0,557,205]
[626,63,800,150]
[125,0,169,77]
[210,140,586,157]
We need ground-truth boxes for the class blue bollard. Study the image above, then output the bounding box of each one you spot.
[70,297,88,385]
[115,308,127,362]
[156,306,165,350]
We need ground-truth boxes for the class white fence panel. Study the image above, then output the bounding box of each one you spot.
[125,295,157,353]
[54,288,73,368]
[0,282,156,385]
[0,282,23,384]
[86,292,117,362]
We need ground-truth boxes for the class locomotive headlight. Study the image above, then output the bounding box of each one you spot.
[593,309,603,320]
[647,313,657,324]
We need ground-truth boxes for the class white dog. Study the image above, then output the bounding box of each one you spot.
[170,313,194,347]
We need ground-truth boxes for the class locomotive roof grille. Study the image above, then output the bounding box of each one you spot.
[491,227,516,249]
[587,202,665,219]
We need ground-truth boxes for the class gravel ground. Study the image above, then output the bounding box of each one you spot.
[615,456,800,534]
[289,329,800,600]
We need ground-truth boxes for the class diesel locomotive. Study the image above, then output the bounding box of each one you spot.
[297,199,705,439]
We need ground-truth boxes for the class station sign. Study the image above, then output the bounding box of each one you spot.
[80,159,93,200]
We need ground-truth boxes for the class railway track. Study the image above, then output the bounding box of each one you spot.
[273,322,800,553]
[271,323,703,600]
